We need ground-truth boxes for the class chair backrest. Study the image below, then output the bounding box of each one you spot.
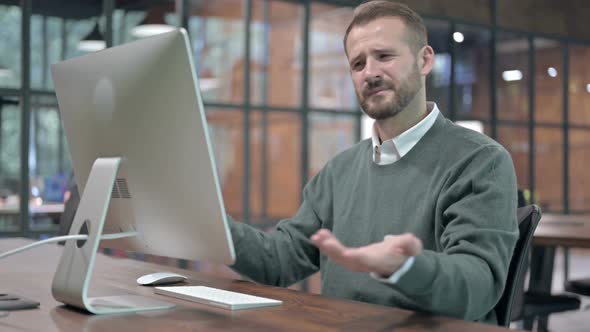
[57,184,79,243]
[495,204,542,327]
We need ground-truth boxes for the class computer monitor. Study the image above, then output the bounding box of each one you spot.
[50,28,235,314]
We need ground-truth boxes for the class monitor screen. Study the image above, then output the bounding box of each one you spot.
[51,28,235,265]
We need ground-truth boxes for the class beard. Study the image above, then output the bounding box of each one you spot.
[357,64,421,120]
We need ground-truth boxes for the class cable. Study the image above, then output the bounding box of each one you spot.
[0,231,138,260]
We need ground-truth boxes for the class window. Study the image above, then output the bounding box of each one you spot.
[191,0,244,104]
[454,25,491,121]
[497,125,529,190]
[568,44,590,212]
[534,128,563,212]
[496,32,529,122]
[309,3,355,111]
[0,97,21,232]
[206,108,245,219]
[569,129,590,212]
[424,19,451,115]
[0,5,21,88]
[568,45,590,126]
[251,0,303,108]
[533,38,564,213]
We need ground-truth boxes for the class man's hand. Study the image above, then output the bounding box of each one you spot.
[310,229,423,277]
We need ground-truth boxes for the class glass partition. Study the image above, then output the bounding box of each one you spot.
[28,95,71,232]
[308,3,355,111]
[250,111,302,225]
[534,127,563,212]
[0,5,21,89]
[454,25,491,121]
[205,108,245,219]
[264,112,301,221]
[0,97,21,232]
[190,0,244,104]
[569,129,590,212]
[309,113,356,177]
[424,19,451,116]
[568,45,590,126]
[568,44,590,212]
[497,125,529,190]
[534,38,563,124]
[251,0,302,108]
[496,32,529,122]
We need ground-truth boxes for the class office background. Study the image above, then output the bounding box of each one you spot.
[1,0,590,290]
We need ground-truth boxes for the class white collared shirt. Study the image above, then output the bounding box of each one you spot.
[369,102,439,284]
[371,102,440,165]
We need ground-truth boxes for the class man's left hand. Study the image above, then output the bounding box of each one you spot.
[310,229,423,278]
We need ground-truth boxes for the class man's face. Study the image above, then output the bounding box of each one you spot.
[346,17,423,120]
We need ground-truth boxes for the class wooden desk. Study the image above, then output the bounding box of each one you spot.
[0,238,513,332]
[0,204,64,233]
[0,203,64,215]
[529,214,590,294]
[533,213,590,248]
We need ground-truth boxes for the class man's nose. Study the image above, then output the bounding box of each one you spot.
[366,76,383,87]
[363,58,382,85]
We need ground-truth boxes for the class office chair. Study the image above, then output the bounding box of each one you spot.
[564,277,590,297]
[58,184,79,237]
[495,204,542,327]
[517,291,580,331]
[563,248,590,305]
[508,203,581,331]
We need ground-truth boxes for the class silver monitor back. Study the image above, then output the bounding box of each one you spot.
[52,28,235,265]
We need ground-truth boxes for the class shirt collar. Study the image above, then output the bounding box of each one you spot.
[371,102,440,164]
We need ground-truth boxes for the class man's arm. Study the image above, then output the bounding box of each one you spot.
[313,145,519,321]
[229,164,334,287]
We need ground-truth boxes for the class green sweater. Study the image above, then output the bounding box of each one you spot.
[229,113,519,324]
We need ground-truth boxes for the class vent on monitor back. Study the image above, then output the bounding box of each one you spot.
[111,184,120,198]
[110,178,131,199]
[116,178,131,198]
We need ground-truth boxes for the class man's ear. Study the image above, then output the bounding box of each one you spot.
[418,45,435,76]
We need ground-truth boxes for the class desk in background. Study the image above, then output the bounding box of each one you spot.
[0,238,514,332]
[0,203,64,234]
[529,213,590,293]
[533,213,590,248]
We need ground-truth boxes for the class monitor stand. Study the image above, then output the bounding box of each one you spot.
[51,157,175,314]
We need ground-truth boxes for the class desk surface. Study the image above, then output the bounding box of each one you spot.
[533,213,590,248]
[0,203,64,215]
[0,238,513,332]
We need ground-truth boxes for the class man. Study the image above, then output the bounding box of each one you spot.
[229,0,518,325]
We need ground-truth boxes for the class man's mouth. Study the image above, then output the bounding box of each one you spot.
[365,87,390,98]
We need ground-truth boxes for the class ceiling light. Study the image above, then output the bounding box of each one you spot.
[0,64,12,78]
[456,120,484,133]
[78,22,106,52]
[502,70,523,82]
[587,84,590,93]
[547,67,557,77]
[131,9,175,38]
[199,78,220,91]
[453,32,464,43]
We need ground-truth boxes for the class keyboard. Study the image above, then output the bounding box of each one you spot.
[154,285,282,310]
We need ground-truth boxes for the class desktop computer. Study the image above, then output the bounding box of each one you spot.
[51,28,235,314]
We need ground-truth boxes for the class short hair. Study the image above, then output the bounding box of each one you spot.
[343,1,427,55]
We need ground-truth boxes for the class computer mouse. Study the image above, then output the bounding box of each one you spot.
[136,272,188,286]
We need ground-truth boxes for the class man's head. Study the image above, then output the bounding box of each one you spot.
[344,1,433,120]
[344,1,427,56]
